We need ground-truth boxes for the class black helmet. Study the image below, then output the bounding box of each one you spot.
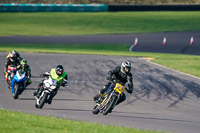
[121,61,132,74]
[56,65,64,76]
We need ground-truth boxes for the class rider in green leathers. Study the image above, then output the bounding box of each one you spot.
[17,59,32,87]
[33,65,68,104]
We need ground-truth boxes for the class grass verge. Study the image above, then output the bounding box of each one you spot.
[0,12,200,36]
[0,44,200,78]
[0,109,163,133]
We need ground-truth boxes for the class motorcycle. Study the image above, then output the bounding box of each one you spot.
[35,73,57,109]
[11,69,27,99]
[6,65,17,87]
[92,81,125,115]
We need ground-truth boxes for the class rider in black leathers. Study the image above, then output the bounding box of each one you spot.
[6,50,23,61]
[93,61,133,105]
[17,59,32,86]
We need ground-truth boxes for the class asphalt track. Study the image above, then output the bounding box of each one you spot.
[0,52,200,133]
[0,31,200,133]
[0,31,200,55]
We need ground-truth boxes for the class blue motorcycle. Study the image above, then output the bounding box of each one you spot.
[11,69,27,99]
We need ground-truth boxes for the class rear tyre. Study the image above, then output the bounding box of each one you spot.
[102,95,117,115]
[7,76,11,86]
[92,105,100,114]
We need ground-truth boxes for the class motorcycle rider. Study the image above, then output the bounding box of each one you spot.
[17,59,32,86]
[93,61,133,105]
[4,52,20,81]
[7,50,23,61]
[33,65,68,104]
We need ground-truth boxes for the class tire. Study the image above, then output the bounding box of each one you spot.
[7,78,10,85]
[102,95,118,115]
[92,105,100,114]
[35,103,39,108]
[38,92,48,109]
[7,76,11,86]
[13,83,19,99]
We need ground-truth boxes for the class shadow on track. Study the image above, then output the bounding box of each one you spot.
[131,63,200,107]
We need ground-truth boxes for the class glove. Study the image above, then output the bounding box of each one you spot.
[126,88,133,94]
[40,74,44,78]
[61,80,68,86]
[106,76,112,81]
[61,83,67,87]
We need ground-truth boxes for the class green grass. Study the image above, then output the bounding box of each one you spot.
[0,12,200,36]
[0,109,163,133]
[0,44,200,78]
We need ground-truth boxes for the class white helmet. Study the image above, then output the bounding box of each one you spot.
[9,53,16,62]
[121,61,132,74]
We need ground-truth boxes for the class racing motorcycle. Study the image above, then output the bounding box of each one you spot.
[6,65,17,87]
[35,72,57,109]
[11,69,27,99]
[92,81,125,115]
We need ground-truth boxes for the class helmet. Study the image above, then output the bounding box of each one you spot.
[56,65,64,76]
[121,61,132,74]
[21,59,27,65]
[12,50,17,55]
[9,53,16,62]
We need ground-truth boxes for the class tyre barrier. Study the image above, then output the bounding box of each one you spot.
[0,3,108,12]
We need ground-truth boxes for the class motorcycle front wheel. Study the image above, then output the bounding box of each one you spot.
[13,83,19,99]
[92,105,100,114]
[36,92,48,109]
[102,95,117,115]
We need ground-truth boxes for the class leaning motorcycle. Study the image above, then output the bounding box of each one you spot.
[6,65,17,87]
[11,69,27,99]
[92,82,125,115]
[35,73,57,109]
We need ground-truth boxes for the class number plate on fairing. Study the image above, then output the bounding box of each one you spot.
[114,83,125,94]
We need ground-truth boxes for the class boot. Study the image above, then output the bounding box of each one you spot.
[48,96,53,104]
[48,90,57,104]
[93,94,100,101]
[93,86,108,101]
[33,84,43,98]
[32,91,37,96]
[26,79,32,87]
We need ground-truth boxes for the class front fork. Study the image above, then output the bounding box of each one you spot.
[36,90,51,105]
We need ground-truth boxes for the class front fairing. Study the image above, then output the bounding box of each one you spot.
[43,76,57,90]
[13,74,26,82]
[11,71,27,92]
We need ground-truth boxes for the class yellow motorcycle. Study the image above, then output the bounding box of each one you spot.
[92,82,125,115]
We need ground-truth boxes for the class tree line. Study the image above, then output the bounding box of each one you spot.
[1,0,200,5]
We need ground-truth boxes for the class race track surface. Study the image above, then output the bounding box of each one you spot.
[0,31,200,55]
[0,52,200,133]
